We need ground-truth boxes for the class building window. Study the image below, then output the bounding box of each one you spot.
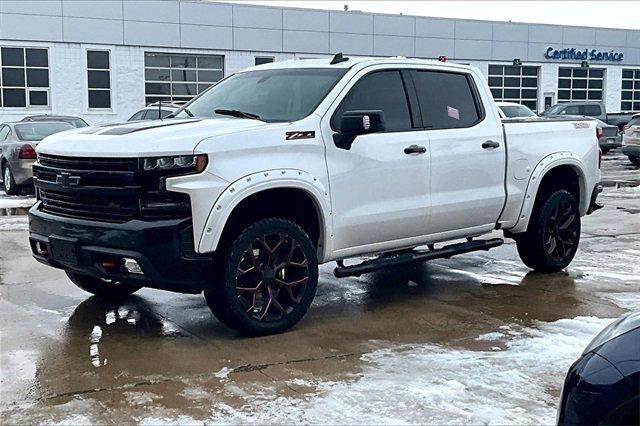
[144,52,223,105]
[557,67,604,102]
[255,57,274,66]
[0,47,49,108]
[87,50,111,109]
[621,69,640,112]
[488,64,539,111]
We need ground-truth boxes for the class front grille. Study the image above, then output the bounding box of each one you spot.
[34,154,191,223]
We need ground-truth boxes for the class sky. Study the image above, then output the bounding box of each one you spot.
[224,1,640,30]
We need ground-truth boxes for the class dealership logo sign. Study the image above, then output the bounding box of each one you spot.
[545,47,624,62]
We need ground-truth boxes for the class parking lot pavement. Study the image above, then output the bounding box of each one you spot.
[1,150,638,424]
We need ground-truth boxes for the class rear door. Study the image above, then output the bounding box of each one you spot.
[411,68,506,235]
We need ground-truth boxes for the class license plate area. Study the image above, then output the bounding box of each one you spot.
[49,235,79,265]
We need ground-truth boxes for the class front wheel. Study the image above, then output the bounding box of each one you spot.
[516,190,581,273]
[66,272,142,299]
[3,165,21,195]
[205,218,318,336]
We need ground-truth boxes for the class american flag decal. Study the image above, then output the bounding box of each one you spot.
[285,131,315,140]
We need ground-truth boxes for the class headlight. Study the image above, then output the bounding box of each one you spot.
[583,311,640,355]
[142,154,208,174]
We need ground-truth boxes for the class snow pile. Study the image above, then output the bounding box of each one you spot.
[202,316,612,425]
[0,216,28,231]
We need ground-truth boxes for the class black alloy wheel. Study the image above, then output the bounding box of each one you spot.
[516,190,581,273]
[206,218,318,335]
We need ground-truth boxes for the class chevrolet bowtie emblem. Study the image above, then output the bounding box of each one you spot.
[55,171,81,188]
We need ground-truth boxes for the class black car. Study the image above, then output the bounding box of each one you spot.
[558,312,640,425]
[21,114,89,128]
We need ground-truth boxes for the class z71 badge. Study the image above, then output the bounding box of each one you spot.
[285,131,315,140]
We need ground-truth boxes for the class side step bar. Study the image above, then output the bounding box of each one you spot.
[333,238,504,278]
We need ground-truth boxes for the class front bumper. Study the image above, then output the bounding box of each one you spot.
[28,202,212,293]
[622,144,640,158]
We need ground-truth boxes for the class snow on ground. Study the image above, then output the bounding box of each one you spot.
[142,316,613,425]
[0,216,28,231]
[0,189,36,209]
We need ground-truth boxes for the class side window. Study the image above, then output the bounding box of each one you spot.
[582,105,602,116]
[128,111,145,121]
[332,70,412,132]
[563,106,580,115]
[160,109,173,118]
[0,126,9,141]
[412,70,481,129]
[144,109,161,120]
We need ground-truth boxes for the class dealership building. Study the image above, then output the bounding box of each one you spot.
[0,0,639,124]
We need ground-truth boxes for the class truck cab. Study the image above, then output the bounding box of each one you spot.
[29,56,602,335]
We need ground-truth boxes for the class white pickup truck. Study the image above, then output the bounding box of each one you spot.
[29,56,602,335]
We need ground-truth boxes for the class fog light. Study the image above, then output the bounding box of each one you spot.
[123,258,143,274]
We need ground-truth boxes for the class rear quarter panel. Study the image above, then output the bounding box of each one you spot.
[500,118,600,233]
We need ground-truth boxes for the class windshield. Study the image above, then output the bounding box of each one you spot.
[541,104,564,116]
[175,68,348,122]
[15,122,74,141]
[500,105,537,118]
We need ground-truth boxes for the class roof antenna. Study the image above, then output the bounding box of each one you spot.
[330,52,349,65]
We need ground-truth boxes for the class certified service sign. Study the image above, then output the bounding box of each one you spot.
[545,47,624,62]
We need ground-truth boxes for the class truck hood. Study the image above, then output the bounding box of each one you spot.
[36,118,276,157]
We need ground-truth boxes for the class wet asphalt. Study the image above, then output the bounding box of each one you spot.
[0,151,638,423]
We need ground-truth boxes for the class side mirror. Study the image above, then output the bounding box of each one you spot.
[333,110,386,150]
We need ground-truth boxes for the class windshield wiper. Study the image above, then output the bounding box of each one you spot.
[214,109,263,121]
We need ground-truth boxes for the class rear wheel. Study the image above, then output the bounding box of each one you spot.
[629,156,640,167]
[205,218,318,336]
[66,272,142,299]
[2,165,21,195]
[601,148,610,155]
[516,190,581,273]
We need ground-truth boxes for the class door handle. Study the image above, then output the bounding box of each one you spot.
[482,140,500,149]
[404,144,427,154]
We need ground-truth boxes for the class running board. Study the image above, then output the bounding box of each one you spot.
[333,238,504,278]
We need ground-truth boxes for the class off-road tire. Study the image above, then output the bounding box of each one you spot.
[205,218,318,336]
[516,190,581,273]
[2,164,21,195]
[66,272,142,298]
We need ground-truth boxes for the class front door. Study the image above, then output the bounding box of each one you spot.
[322,69,430,255]
[411,68,506,236]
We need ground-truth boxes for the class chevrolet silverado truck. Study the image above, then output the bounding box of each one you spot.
[29,55,602,335]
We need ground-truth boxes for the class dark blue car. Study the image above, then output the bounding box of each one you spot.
[557,312,640,425]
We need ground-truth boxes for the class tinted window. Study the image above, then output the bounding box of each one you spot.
[0,126,9,141]
[412,70,481,129]
[144,109,160,120]
[563,106,580,115]
[582,105,602,117]
[499,105,537,118]
[332,71,412,132]
[14,122,73,141]
[128,110,145,121]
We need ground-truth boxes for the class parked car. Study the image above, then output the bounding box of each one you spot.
[127,102,182,121]
[540,101,635,131]
[557,312,639,425]
[0,121,74,195]
[542,114,621,154]
[21,114,89,128]
[496,101,538,118]
[621,113,640,167]
[29,56,601,335]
